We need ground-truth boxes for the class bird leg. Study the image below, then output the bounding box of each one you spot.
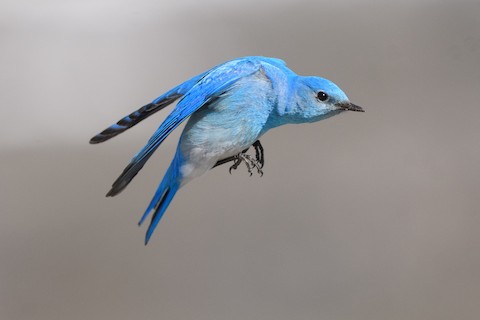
[252,140,264,169]
[212,140,265,176]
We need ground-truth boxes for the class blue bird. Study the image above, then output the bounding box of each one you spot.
[91,56,364,244]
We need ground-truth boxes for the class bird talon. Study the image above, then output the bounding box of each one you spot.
[226,153,263,177]
[213,140,265,174]
[228,156,242,174]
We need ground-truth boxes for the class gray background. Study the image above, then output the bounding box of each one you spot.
[2,0,480,319]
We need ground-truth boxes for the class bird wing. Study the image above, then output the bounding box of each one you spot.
[107,58,263,196]
[89,72,207,144]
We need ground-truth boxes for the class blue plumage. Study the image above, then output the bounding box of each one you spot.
[91,56,364,244]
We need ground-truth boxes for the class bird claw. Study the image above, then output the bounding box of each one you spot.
[228,153,263,176]
[213,140,265,176]
[228,157,243,174]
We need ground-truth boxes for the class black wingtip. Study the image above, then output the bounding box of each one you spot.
[91,95,183,145]
[104,160,144,198]
[89,135,106,144]
[105,182,127,197]
[89,128,124,144]
[105,176,128,197]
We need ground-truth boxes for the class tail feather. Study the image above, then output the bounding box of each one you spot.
[138,164,179,245]
[144,188,177,245]
[89,93,182,144]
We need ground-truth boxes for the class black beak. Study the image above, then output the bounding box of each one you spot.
[336,102,365,112]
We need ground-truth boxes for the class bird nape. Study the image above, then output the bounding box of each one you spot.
[90,56,364,244]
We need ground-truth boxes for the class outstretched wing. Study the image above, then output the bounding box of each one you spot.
[89,73,206,144]
[106,58,263,196]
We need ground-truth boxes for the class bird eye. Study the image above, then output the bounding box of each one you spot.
[316,91,329,101]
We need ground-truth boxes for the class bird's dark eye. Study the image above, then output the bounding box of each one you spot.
[316,91,329,101]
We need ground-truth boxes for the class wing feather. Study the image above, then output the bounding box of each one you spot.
[106,58,262,196]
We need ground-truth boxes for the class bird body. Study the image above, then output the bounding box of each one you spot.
[91,56,363,244]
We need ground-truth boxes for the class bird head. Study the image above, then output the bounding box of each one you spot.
[289,76,364,123]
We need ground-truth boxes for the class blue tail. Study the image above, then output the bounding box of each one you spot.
[138,162,180,245]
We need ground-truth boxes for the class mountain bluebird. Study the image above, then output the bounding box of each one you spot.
[91,56,364,244]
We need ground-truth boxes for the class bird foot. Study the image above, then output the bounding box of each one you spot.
[213,140,265,176]
[229,153,263,176]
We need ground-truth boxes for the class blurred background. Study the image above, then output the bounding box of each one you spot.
[2,0,480,319]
